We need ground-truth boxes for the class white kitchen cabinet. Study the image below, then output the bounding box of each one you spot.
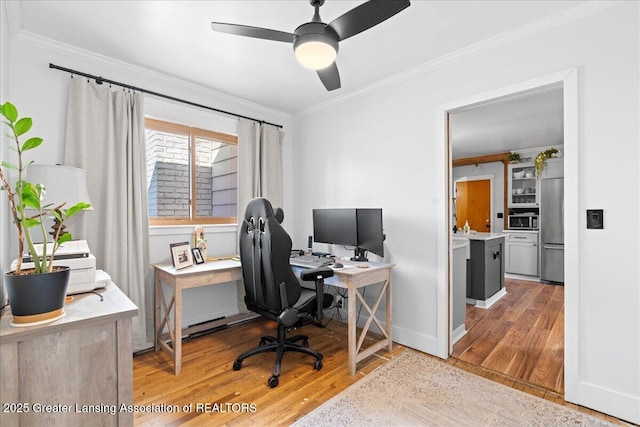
[505,232,539,276]
[508,162,538,208]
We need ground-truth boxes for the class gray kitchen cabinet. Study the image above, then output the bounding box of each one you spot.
[505,232,539,276]
[467,236,505,300]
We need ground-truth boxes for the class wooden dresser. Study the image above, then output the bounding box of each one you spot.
[0,282,138,427]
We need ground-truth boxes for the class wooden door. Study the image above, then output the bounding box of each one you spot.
[455,179,491,232]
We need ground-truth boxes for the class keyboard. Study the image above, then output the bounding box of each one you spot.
[290,255,333,268]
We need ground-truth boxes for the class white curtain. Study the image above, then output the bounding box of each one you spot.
[237,119,284,212]
[64,77,152,351]
[236,119,284,311]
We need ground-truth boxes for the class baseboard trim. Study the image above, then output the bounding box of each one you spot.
[466,287,508,310]
[393,325,442,358]
[451,324,467,345]
[566,380,640,425]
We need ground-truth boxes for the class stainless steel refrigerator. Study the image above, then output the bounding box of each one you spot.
[540,177,564,283]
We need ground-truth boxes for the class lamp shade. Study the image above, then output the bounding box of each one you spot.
[26,164,93,210]
[294,40,337,70]
[293,26,338,70]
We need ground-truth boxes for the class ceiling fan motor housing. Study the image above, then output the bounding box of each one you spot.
[293,22,339,69]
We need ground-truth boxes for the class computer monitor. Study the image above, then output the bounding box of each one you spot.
[356,209,384,259]
[312,209,358,247]
[312,208,384,261]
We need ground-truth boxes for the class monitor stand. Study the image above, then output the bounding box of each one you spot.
[350,247,368,262]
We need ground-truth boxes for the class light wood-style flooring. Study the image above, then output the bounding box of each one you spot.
[133,299,627,425]
[451,278,565,393]
[133,318,404,426]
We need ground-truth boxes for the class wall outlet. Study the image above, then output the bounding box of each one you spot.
[336,295,346,309]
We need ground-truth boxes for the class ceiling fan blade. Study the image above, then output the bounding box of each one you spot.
[328,0,410,41]
[211,22,294,43]
[317,63,341,91]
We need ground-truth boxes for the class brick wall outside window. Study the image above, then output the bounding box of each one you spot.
[145,124,237,223]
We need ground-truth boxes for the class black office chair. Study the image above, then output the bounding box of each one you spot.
[234,197,334,388]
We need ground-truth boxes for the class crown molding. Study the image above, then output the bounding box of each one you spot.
[12,31,291,126]
[295,0,624,119]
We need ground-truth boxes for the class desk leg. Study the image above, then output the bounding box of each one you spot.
[173,285,182,375]
[386,272,393,352]
[347,285,357,376]
[155,275,161,352]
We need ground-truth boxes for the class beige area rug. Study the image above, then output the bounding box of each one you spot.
[293,350,614,427]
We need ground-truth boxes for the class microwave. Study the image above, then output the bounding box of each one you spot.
[508,214,538,230]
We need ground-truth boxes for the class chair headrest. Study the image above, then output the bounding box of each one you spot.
[244,198,285,223]
[244,198,276,223]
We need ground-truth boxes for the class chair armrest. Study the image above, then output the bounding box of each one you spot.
[300,266,334,281]
[300,267,334,323]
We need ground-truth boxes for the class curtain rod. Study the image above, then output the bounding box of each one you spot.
[49,63,283,129]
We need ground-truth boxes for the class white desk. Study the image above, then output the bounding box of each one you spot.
[153,260,257,375]
[153,259,395,376]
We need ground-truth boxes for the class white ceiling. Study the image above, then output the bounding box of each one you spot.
[13,0,580,115]
[449,86,564,159]
[10,1,574,157]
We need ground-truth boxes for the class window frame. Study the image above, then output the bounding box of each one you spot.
[145,118,238,226]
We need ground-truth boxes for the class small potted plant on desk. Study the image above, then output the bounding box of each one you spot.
[0,102,90,326]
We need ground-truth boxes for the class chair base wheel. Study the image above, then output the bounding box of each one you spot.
[267,375,279,388]
[314,359,322,370]
[233,360,242,371]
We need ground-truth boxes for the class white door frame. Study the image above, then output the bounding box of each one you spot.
[434,69,578,396]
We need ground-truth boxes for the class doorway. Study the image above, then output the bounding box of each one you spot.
[435,69,579,398]
[454,177,492,232]
[449,93,564,392]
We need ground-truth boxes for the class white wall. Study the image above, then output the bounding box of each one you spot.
[292,3,639,423]
[3,31,293,329]
[0,1,10,305]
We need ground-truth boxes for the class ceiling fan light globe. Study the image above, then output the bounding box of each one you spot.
[295,41,336,70]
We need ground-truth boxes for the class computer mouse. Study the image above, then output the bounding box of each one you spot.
[333,262,344,269]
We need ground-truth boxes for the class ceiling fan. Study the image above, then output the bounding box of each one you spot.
[211,0,411,91]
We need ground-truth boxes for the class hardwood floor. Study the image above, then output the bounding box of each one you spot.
[133,318,405,426]
[451,278,565,394]
[133,306,628,426]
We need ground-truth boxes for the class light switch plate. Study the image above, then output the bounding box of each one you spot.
[586,209,604,229]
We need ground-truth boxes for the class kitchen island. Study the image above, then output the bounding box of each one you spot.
[453,232,506,308]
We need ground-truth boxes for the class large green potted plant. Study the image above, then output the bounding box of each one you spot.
[1,102,90,326]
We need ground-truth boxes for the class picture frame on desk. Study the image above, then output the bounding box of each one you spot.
[170,242,193,269]
[192,247,204,264]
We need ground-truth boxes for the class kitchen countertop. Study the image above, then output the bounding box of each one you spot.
[452,232,506,241]
[452,237,470,259]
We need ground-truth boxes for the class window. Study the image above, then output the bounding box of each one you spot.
[145,118,238,225]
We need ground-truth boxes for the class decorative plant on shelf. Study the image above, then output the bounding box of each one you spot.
[508,152,521,163]
[1,101,90,324]
[534,148,559,177]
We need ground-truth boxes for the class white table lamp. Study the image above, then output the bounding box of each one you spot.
[26,164,93,238]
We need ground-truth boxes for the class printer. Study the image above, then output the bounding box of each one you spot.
[11,240,107,295]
